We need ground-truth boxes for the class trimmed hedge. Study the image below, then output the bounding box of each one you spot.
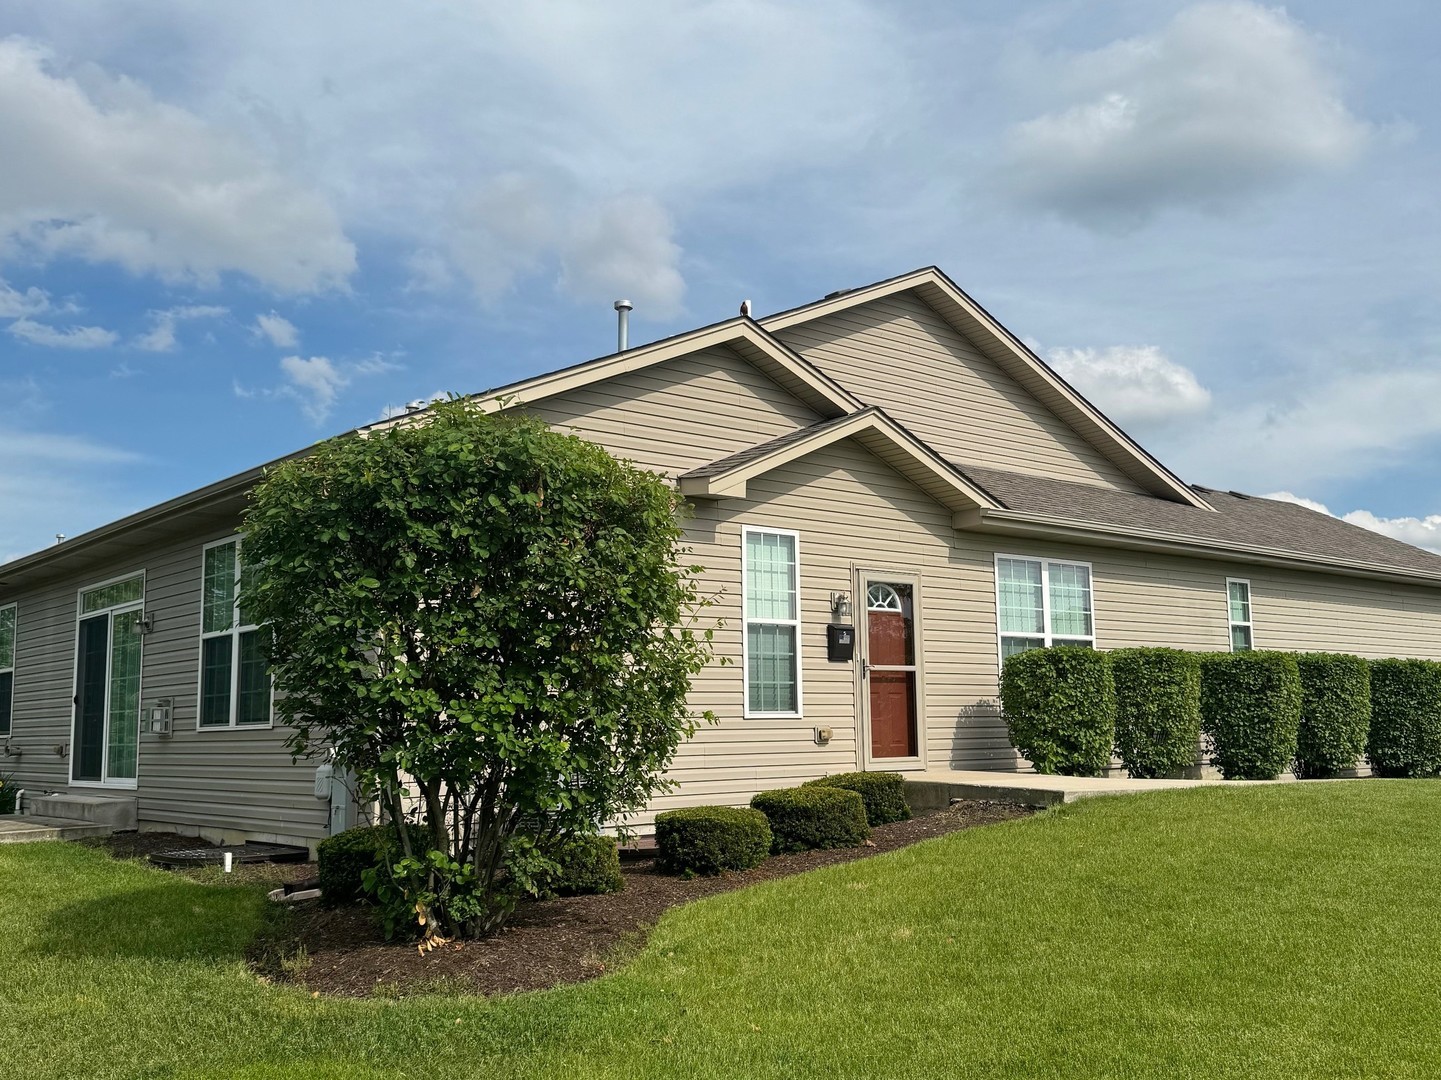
[1294,653,1372,779]
[1200,651,1302,780]
[536,834,624,897]
[1368,659,1441,778]
[654,806,772,875]
[803,771,911,826]
[317,824,391,906]
[751,786,869,853]
[1110,648,1203,779]
[999,646,1116,777]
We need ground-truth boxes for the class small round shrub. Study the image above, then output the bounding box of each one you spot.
[803,771,911,825]
[999,646,1115,777]
[1200,651,1301,780]
[1110,648,1202,779]
[1294,653,1371,779]
[654,806,772,875]
[1368,658,1441,778]
[535,833,624,897]
[750,786,869,853]
[317,824,390,906]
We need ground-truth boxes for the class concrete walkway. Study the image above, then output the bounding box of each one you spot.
[0,815,118,844]
[908,768,1295,809]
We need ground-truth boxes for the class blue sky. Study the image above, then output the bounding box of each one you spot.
[2,0,1440,561]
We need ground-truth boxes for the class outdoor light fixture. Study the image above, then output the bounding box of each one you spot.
[830,591,852,619]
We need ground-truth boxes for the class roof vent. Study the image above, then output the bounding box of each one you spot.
[613,299,633,352]
[824,288,854,300]
[1228,490,1252,500]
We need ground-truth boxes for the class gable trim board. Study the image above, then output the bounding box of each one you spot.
[7,264,1441,844]
[762,267,1211,510]
[679,407,996,513]
[375,317,864,429]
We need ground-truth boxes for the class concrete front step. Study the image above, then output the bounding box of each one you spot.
[26,793,138,829]
[0,815,119,843]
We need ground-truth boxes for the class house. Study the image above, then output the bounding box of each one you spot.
[3,266,1441,849]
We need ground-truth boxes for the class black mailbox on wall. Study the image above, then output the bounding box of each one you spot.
[826,624,855,662]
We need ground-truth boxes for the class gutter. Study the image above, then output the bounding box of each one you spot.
[952,507,1441,589]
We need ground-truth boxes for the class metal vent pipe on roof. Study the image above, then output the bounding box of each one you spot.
[614,299,633,352]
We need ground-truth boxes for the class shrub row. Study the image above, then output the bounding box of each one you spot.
[653,773,910,875]
[1001,646,1387,781]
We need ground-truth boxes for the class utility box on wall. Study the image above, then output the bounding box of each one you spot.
[826,624,855,662]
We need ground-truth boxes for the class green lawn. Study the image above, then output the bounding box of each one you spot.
[4,783,1441,1079]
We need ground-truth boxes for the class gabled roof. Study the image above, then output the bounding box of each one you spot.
[372,316,862,431]
[761,266,1211,510]
[954,464,1441,584]
[678,407,997,513]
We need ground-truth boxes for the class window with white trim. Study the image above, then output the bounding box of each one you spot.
[1227,579,1253,652]
[199,538,271,727]
[0,604,14,737]
[996,556,1094,662]
[743,527,801,716]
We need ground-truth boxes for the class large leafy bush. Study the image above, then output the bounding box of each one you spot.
[1109,648,1202,779]
[1294,653,1371,778]
[999,646,1115,777]
[244,399,715,940]
[1200,651,1301,780]
[1368,659,1441,778]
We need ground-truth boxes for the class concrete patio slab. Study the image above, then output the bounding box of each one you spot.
[906,769,1296,810]
[0,815,119,844]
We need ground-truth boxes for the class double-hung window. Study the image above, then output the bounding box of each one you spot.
[743,527,801,717]
[0,604,14,736]
[995,556,1094,662]
[199,538,271,728]
[1227,579,1253,651]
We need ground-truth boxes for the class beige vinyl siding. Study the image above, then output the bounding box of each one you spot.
[928,538,1441,771]
[644,438,1016,823]
[1,524,327,844]
[775,291,1147,493]
[522,345,822,475]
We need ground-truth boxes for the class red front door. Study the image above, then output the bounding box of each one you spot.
[865,581,918,759]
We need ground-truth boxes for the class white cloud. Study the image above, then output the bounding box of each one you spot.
[278,356,347,423]
[252,311,298,348]
[0,277,51,318]
[0,424,144,561]
[1162,366,1441,494]
[1046,344,1211,425]
[1264,491,1441,554]
[0,37,355,291]
[443,180,684,314]
[237,352,401,424]
[134,304,227,352]
[559,194,684,315]
[8,317,117,349]
[999,2,1371,228]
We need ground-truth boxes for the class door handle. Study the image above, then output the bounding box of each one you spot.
[860,659,870,679]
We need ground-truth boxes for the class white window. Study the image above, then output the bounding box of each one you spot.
[995,555,1095,663]
[1227,579,1253,652]
[742,527,801,717]
[198,538,271,728]
[0,604,14,737]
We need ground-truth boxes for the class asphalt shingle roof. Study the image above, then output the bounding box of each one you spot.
[955,464,1441,578]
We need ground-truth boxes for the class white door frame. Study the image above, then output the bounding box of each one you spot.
[854,566,927,773]
[69,573,145,790]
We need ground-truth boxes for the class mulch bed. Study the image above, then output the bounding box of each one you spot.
[255,800,1032,999]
